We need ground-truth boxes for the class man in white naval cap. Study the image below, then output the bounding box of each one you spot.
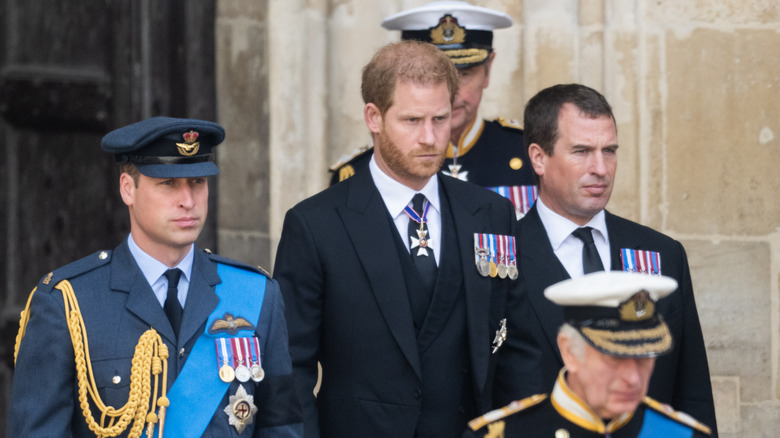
[330,2,538,219]
[465,271,713,438]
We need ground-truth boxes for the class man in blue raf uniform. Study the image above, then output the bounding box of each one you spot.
[495,83,719,434]
[330,1,537,218]
[466,272,713,437]
[8,117,302,437]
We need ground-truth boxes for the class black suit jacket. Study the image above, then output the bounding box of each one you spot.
[275,169,518,437]
[494,205,718,435]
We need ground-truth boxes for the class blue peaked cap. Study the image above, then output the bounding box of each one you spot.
[101,116,225,178]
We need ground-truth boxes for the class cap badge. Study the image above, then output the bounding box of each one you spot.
[176,130,200,156]
[430,14,466,44]
[208,312,255,335]
[619,290,655,322]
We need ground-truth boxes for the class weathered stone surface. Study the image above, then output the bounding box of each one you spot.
[646,0,780,25]
[218,230,272,270]
[685,239,771,403]
[216,1,780,435]
[723,402,780,438]
[217,0,266,21]
[665,28,780,236]
[711,376,740,434]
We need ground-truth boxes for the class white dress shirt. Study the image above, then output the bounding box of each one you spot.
[127,234,194,308]
[535,197,610,278]
[369,155,441,265]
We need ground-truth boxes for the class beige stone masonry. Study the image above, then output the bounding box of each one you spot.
[216,1,780,435]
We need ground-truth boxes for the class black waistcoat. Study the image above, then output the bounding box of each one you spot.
[390,192,475,438]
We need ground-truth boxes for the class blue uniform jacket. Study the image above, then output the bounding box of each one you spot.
[8,239,302,437]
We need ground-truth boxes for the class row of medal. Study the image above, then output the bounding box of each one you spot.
[215,337,265,383]
[487,185,538,220]
[620,248,662,275]
[474,233,518,280]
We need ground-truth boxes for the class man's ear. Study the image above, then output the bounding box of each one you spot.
[364,103,383,135]
[558,332,579,373]
[482,51,496,88]
[119,172,135,207]
[528,143,547,177]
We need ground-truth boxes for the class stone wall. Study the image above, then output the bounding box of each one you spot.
[216,1,780,435]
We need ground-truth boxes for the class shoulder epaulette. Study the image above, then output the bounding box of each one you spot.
[37,250,113,293]
[328,145,373,172]
[496,117,523,130]
[643,396,712,435]
[468,394,547,432]
[203,249,271,278]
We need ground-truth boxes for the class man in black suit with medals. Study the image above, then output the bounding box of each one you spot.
[330,2,537,219]
[275,40,520,437]
[494,83,718,435]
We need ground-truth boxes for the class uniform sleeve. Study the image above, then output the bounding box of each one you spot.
[273,207,325,438]
[8,284,76,437]
[670,242,718,436]
[253,278,304,437]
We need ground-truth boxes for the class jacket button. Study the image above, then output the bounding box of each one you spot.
[414,389,422,399]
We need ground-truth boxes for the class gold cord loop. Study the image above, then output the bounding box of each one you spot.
[14,280,170,438]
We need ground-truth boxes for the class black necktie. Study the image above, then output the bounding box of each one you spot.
[408,193,437,293]
[163,268,183,339]
[571,227,605,274]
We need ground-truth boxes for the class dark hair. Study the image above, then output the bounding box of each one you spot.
[120,162,140,187]
[361,40,459,115]
[524,83,615,156]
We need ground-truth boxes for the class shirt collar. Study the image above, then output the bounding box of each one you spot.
[535,197,608,250]
[446,111,484,159]
[127,234,195,286]
[369,154,441,218]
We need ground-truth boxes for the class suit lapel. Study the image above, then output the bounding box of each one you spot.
[441,176,495,392]
[337,171,422,379]
[111,241,177,344]
[606,211,641,271]
[178,250,220,346]
[416,188,460,352]
[518,206,569,362]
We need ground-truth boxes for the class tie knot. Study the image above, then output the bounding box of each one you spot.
[571,227,595,244]
[411,193,426,212]
[164,268,182,286]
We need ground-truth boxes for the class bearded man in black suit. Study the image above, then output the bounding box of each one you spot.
[275,40,522,438]
[494,83,718,435]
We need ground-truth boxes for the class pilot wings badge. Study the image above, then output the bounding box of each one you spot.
[209,312,255,335]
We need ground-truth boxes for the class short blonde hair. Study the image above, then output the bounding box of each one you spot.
[361,40,459,115]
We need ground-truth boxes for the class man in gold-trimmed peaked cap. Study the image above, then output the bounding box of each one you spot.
[330,2,537,220]
[9,117,302,437]
[465,271,713,438]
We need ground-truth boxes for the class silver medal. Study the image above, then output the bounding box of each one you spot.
[476,248,490,277]
[250,364,265,382]
[235,365,251,383]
